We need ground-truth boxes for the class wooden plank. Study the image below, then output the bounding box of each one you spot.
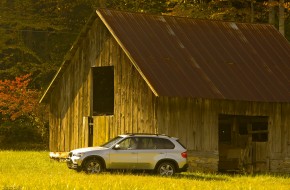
[105,116,109,142]
[253,142,267,162]
[281,103,290,157]
[272,104,282,153]
[99,116,106,145]
[83,116,88,147]
[249,130,268,134]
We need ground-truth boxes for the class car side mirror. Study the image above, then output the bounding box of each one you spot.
[114,144,120,150]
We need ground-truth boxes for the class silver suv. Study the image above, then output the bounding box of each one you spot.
[66,134,188,176]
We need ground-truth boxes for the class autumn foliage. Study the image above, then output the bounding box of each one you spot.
[0,74,40,121]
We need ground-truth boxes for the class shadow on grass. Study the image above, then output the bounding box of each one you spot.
[173,172,229,181]
[66,165,290,181]
[103,170,230,181]
[175,172,290,181]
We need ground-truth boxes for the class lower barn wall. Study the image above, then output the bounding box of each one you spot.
[157,97,290,173]
[270,159,290,173]
[187,151,219,173]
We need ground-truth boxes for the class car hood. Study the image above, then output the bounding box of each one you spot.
[71,146,107,153]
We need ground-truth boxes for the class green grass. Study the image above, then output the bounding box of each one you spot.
[0,151,290,190]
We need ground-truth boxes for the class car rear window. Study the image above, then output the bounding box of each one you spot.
[176,139,186,149]
[154,138,175,149]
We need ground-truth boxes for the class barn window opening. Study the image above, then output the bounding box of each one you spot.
[218,115,268,143]
[92,66,114,116]
[251,120,268,142]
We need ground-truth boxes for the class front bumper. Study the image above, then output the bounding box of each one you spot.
[66,158,78,169]
[66,157,83,170]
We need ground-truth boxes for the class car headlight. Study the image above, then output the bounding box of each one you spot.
[73,152,84,157]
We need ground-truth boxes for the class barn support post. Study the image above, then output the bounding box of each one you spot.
[88,116,94,147]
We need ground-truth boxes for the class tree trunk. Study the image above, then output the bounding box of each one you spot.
[251,0,254,23]
[279,0,285,36]
[268,0,275,25]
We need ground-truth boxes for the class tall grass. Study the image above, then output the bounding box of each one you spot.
[0,151,289,190]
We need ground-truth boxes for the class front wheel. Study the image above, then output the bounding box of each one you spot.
[156,162,176,176]
[84,158,103,174]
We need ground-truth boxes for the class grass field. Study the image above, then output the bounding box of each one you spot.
[0,151,290,190]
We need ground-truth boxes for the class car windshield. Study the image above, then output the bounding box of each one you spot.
[100,136,123,148]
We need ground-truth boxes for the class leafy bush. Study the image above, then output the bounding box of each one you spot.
[0,74,48,150]
[0,117,48,150]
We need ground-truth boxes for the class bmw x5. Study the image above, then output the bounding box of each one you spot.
[66,134,188,176]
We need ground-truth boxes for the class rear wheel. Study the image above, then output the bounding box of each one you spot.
[84,158,103,174]
[156,162,176,176]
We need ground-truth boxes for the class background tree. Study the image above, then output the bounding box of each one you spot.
[106,0,169,13]
[269,0,276,24]
[0,74,48,149]
[0,0,104,88]
[0,0,106,149]
[279,0,285,36]
[169,0,289,38]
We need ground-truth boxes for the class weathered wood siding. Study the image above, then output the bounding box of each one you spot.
[156,98,290,172]
[157,98,218,151]
[92,36,157,145]
[49,18,108,151]
[49,17,156,151]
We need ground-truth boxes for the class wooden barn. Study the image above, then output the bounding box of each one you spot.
[40,9,290,173]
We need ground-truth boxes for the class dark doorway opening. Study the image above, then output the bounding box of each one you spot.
[218,115,268,173]
[92,66,114,116]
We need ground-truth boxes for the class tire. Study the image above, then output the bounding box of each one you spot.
[76,167,83,173]
[156,162,176,176]
[84,158,103,174]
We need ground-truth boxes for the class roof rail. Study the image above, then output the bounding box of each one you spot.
[125,133,168,136]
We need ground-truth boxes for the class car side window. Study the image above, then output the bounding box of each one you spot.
[136,137,175,149]
[137,137,155,149]
[118,137,138,150]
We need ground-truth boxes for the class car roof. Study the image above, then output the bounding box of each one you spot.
[119,133,178,140]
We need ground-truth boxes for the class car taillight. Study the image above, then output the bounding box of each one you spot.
[181,151,187,158]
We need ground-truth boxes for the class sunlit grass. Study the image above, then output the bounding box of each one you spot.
[0,151,289,189]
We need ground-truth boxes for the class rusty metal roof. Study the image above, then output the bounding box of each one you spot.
[97,9,290,102]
